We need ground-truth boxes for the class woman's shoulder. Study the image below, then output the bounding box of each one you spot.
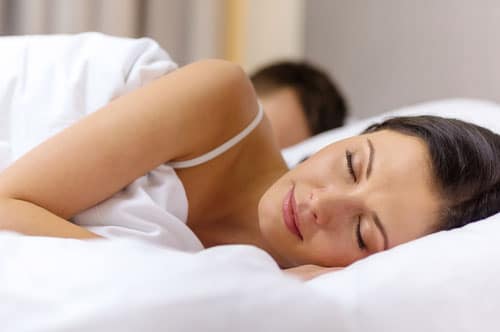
[166,59,263,163]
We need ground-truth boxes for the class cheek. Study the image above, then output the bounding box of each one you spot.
[257,186,277,223]
[309,235,336,260]
[257,192,277,245]
[257,175,289,223]
[306,232,358,267]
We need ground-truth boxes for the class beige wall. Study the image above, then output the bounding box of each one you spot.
[244,0,305,72]
[305,0,500,118]
[225,0,305,73]
[185,0,225,63]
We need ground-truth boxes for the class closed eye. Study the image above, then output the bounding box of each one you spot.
[345,150,357,182]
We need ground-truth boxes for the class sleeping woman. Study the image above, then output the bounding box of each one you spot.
[0,60,498,280]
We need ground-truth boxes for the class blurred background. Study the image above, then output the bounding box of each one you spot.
[1,0,499,119]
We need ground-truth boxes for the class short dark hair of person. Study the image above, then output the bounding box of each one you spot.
[363,115,500,231]
[250,61,348,135]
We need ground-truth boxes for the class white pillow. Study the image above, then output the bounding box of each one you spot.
[307,213,500,332]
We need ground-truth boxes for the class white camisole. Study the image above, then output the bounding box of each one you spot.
[72,103,264,252]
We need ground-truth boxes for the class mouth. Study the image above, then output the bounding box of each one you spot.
[282,185,303,240]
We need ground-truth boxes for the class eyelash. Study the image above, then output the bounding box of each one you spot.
[345,151,366,250]
[356,217,367,250]
[345,150,357,182]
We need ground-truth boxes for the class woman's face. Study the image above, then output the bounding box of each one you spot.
[258,130,442,268]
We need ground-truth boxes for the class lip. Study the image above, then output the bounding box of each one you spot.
[282,185,303,240]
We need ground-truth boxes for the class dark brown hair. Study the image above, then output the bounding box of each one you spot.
[363,115,500,231]
[250,61,348,135]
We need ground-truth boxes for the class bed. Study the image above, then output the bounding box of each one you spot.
[0,33,499,332]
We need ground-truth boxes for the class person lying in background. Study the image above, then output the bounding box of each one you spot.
[251,61,348,148]
[0,60,498,281]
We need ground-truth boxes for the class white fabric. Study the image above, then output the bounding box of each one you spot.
[0,32,177,164]
[0,233,349,332]
[307,213,500,332]
[1,33,500,331]
[73,163,203,252]
[0,33,203,251]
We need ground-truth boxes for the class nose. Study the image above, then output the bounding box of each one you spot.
[307,186,361,227]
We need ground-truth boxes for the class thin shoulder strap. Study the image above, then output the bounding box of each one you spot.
[167,102,264,169]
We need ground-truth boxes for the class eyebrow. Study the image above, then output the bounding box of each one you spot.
[365,138,388,250]
[366,138,374,179]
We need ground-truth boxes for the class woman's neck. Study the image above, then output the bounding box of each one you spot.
[196,159,288,253]
[186,113,290,256]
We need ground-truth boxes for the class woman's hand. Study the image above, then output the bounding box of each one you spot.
[283,264,343,281]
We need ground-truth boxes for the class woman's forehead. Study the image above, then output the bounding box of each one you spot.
[359,130,438,196]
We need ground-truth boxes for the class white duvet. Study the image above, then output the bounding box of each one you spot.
[1,33,499,332]
[0,32,177,166]
[1,234,335,332]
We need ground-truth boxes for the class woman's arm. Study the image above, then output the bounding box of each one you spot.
[0,59,259,238]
